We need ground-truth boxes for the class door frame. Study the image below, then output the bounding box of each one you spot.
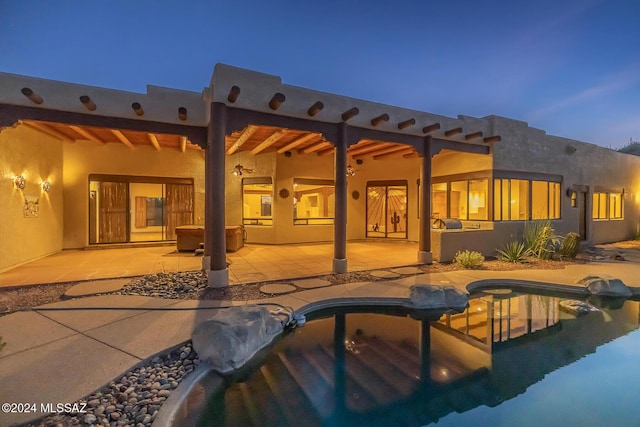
[365,180,408,239]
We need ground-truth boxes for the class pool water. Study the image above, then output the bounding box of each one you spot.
[201,292,640,426]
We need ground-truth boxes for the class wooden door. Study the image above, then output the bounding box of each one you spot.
[166,184,194,240]
[98,182,128,243]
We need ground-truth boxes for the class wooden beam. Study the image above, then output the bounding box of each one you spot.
[307,101,324,117]
[227,86,241,103]
[276,132,319,153]
[147,133,161,151]
[79,95,97,111]
[131,102,144,116]
[21,120,74,142]
[444,127,463,137]
[298,141,332,154]
[465,131,483,140]
[226,125,257,155]
[341,107,359,121]
[317,147,335,157]
[403,152,420,159]
[251,129,287,154]
[110,129,135,149]
[180,136,187,153]
[398,118,416,130]
[269,93,286,110]
[373,147,415,160]
[21,88,43,105]
[70,125,103,144]
[422,123,441,133]
[484,135,502,143]
[354,144,408,159]
[347,142,394,156]
[371,114,389,127]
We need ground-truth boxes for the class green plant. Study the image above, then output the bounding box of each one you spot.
[523,220,561,259]
[497,241,532,263]
[454,250,485,269]
[559,232,580,258]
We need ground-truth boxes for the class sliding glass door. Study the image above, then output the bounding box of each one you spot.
[366,181,408,239]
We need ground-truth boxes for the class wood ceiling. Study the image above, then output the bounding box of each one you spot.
[19,120,201,153]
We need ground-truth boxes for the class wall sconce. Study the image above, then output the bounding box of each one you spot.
[346,164,356,177]
[42,180,51,193]
[14,175,26,190]
[566,189,577,207]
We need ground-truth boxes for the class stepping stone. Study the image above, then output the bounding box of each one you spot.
[370,270,401,279]
[260,283,296,295]
[294,278,332,289]
[390,266,422,275]
[64,278,131,297]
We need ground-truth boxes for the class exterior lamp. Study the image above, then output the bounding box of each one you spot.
[42,180,51,193]
[14,175,26,190]
[346,164,356,177]
[231,164,254,176]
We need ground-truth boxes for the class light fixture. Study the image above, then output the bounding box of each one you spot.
[41,180,51,193]
[14,175,26,190]
[231,164,254,176]
[346,164,356,177]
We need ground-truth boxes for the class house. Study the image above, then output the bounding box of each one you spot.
[1,64,639,286]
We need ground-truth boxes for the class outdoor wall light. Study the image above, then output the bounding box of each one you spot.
[42,180,51,193]
[14,175,26,190]
[346,164,356,177]
[231,164,254,176]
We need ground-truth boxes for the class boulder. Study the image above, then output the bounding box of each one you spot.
[578,275,632,297]
[559,299,600,316]
[192,305,284,374]
[406,285,469,311]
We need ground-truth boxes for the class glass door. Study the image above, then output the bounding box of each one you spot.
[366,181,408,239]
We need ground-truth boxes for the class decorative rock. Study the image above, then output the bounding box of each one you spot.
[84,414,97,424]
[294,278,332,289]
[405,285,469,311]
[192,305,284,374]
[559,299,600,316]
[370,270,401,279]
[260,283,297,295]
[158,390,171,398]
[578,275,632,297]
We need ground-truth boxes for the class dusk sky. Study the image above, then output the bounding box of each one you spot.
[1,0,638,148]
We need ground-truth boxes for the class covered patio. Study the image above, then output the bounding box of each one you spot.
[0,241,419,288]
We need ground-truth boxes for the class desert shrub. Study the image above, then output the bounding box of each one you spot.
[454,250,485,269]
[558,232,580,258]
[523,220,561,259]
[497,241,532,263]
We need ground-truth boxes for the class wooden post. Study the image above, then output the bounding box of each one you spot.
[418,135,432,264]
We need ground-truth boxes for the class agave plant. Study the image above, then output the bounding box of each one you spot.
[523,220,561,259]
[497,240,532,263]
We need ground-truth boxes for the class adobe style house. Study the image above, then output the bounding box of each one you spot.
[1,64,639,286]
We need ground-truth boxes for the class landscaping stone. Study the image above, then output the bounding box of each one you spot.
[260,283,297,295]
[370,270,401,279]
[559,299,600,316]
[294,278,332,289]
[578,275,632,297]
[391,266,422,275]
[405,285,469,311]
[192,305,283,374]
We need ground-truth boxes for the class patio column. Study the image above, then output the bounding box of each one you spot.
[418,135,433,264]
[333,123,348,273]
[204,101,229,287]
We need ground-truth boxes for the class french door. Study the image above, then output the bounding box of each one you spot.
[366,181,408,239]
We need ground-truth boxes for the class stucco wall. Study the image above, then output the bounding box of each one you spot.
[0,125,64,272]
[489,115,640,244]
[63,140,204,249]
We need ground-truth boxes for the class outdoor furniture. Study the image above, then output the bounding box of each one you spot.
[175,225,245,252]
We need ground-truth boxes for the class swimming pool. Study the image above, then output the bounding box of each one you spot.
[170,290,640,426]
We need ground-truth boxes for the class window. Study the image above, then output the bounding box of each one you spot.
[432,178,488,220]
[468,179,488,220]
[293,178,335,225]
[592,191,623,220]
[243,177,273,225]
[494,179,559,221]
[431,183,447,219]
[450,181,468,219]
[145,198,165,226]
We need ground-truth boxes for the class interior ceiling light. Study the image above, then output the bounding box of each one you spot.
[231,164,254,176]
[14,175,26,190]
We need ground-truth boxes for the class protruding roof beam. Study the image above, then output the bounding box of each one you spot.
[354,144,409,159]
[403,152,420,159]
[422,123,441,133]
[180,136,188,153]
[484,135,502,143]
[398,118,416,130]
[277,132,319,153]
[227,86,241,103]
[373,147,415,160]
[131,102,144,116]
[465,131,483,140]
[110,129,135,149]
[371,114,389,127]
[307,101,324,117]
[298,141,332,154]
[251,129,287,154]
[147,133,162,150]
[178,107,187,121]
[444,127,463,137]
[347,141,393,156]
[21,120,74,142]
[21,88,43,104]
[70,125,103,144]
[226,125,257,155]
[317,147,335,157]
[79,95,96,111]
[341,107,359,121]
[269,93,286,110]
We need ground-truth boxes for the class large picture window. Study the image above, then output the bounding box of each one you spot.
[293,178,335,225]
[494,178,559,221]
[432,178,488,220]
[532,181,561,219]
[243,177,273,226]
[592,191,623,220]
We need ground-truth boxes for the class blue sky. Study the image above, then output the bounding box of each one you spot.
[1,0,638,148]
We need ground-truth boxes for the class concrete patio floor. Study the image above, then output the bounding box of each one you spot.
[0,240,419,288]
